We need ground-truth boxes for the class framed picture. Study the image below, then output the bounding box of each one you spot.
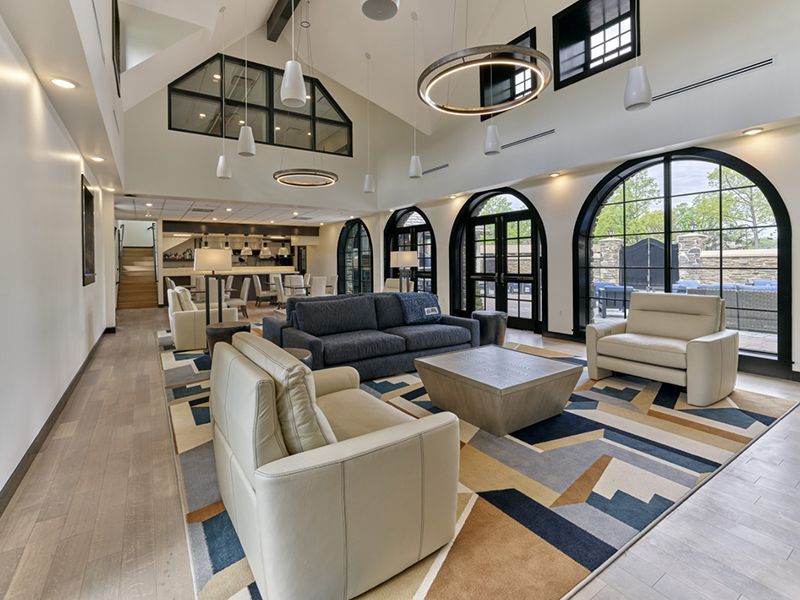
[81,175,96,286]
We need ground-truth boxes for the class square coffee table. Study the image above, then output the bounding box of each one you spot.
[415,345,582,437]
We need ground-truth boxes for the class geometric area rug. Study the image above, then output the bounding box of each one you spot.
[161,339,796,599]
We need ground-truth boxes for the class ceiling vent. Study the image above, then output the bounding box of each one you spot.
[293,216,312,220]
[501,128,556,150]
[422,163,449,175]
[190,208,214,213]
[653,58,773,102]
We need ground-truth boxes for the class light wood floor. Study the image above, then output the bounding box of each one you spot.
[2,305,799,600]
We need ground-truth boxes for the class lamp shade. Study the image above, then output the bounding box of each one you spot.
[363,173,375,193]
[280,60,307,108]
[238,125,256,156]
[216,154,232,179]
[194,248,231,272]
[390,250,418,268]
[277,245,290,256]
[362,0,399,20]
[484,124,501,155]
[408,154,422,179]
[624,65,652,111]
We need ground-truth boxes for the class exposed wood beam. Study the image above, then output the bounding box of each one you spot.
[266,0,301,42]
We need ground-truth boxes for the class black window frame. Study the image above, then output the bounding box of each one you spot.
[338,219,373,294]
[552,0,640,91]
[383,208,437,293]
[167,53,353,157]
[479,27,537,122]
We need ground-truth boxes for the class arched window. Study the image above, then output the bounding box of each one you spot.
[337,219,373,294]
[383,208,437,293]
[574,147,791,375]
[450,189,547,332]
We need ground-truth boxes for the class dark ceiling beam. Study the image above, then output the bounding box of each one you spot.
[266,0,301,42]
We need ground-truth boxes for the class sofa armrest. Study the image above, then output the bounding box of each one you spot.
[585,320,627,380]
[171,310,201,350]
[262,316,291,346]
[686,330,739,406]
[282,328,325,370]
[254,412,459,599]
[313,366,360,397]
[440,314,480,347]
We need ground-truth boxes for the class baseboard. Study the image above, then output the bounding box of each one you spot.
[0,331,105,518]
[104,326,116,334]
[543,330,582,342]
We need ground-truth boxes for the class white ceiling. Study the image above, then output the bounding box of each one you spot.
[114,195,367,224]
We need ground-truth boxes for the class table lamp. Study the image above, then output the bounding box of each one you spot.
[390,250,418,293]
[194,248,232,325]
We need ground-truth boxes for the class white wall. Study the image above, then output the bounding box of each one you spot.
[118,218,155,247]
[0,15,112,490]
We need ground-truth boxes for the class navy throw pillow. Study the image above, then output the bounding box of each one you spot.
[398,292,442,324]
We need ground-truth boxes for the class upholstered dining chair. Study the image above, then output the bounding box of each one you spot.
[304,272,312,288]
[310,276,327,297]
[252,274,276,307]
[285,274,307,297]
[383,278,401,292]
[326,274,338,295]
[227,278,251,318]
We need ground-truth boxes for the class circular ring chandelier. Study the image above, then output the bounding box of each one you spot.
[417,45,553,116]
[273,168,339,188]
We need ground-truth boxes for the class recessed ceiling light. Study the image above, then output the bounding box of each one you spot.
[105,187,115,192]
[89,156,104,162]
[51,78,77,89]
[307,132,311,136]
[743,127,764,136]
[292,211,299,216]
[275,126,281,131]
[349,215,355,219]
[145,213,152,217]
[270,220,275,224]
[212,217,218,221]
[319,222,324,226]
[449,194,457,199]
[239,119,246,125]
[212,74,222,80]
[226,207,233,212]
[549,172,561,178]
[145,202,153,207]
[198,112,207,118]
[306,94,311,99]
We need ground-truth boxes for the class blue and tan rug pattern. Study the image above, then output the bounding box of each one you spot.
[160,340,796,599]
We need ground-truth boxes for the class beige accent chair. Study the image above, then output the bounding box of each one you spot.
[167,287,237,351]
[383,278,401,292]
[211,333,459,599]
[586,292,739,407]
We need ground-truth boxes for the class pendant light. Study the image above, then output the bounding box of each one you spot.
[483,57,501,155]
[362,0,399,21]
[224,234,230,248]
[216,6,233,177]
[278,243,290,257]
[624,44,652,111]
[240,234,253,256]
[280,1,306,108]
[363,52,375,193]
[237,0,256,156]
[260,237,272,259]
[408,12,422,179]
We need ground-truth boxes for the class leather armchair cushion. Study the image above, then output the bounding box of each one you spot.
[373,294,406,330]
[383,324,472,351]
[232,333,332,454]
[626,293,723,340]
[317,389,413,441]
[321,330,406,365]
[295,295,378,336]
[175,287,195,311]
[598,333,688,370]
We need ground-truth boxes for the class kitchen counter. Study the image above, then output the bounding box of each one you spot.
[162,266,297,276]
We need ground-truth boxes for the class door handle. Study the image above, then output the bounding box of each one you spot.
[499,273,506,285]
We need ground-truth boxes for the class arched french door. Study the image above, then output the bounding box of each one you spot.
[450,188,547,331]
[383,208,437,293]
[574,147,792,377]
[337,219,373,294]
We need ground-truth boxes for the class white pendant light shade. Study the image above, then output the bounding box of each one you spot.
[237,125,256,156]
[484,124,501,155]
[280,60,307,108]
[624,65,652,111]
[408,155,422,179]
[363,173,375,193]
[362,0,399,20]
[216,154,232,179]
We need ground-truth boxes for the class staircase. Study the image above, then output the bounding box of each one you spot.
[117,247,158,309]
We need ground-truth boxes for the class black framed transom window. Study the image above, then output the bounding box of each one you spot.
[384,208,437,293]
[574,148,792,376]
[338,219,373,294]
[479,27,537,122]
[168,53,352,156]
[553,0,639,90]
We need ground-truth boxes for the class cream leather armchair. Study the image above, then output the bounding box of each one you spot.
[167,287,238,351]
[587,292,738,407]
[211,333,459,599]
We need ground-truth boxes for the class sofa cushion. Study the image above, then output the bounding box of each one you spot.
[383,324,471,352]
[398,292,442,324]
[231,333,331,454]
[626,292,722,340]
[295,295,378,336]
[373,293,406,330]
[598,333,688,370]
[316,388,413,441]
[321,330,406,365]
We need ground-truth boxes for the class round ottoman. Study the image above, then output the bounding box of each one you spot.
[471,310,508,346]
[206,321,251,359]
[284,347,313,368]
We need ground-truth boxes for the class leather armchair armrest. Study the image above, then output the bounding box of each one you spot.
[585,320,627,380]
[254,412,459,599]
[313,366,360,398]
[282,328,325,370]
[440,315,481,347]
[687,330,739,406]
[262,316,292,346]
[171,310,202,350]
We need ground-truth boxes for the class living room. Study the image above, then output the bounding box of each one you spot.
[2,0,800,598]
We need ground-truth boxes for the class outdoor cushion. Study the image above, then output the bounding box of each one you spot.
[321,330,406,365]
[295,295,378,336]
[598,333,688,370]
[398,292,442,324]
[373,293,406,330]
[383,324,471,352]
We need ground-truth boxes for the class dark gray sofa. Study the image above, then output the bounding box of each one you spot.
[262,293,479,380]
